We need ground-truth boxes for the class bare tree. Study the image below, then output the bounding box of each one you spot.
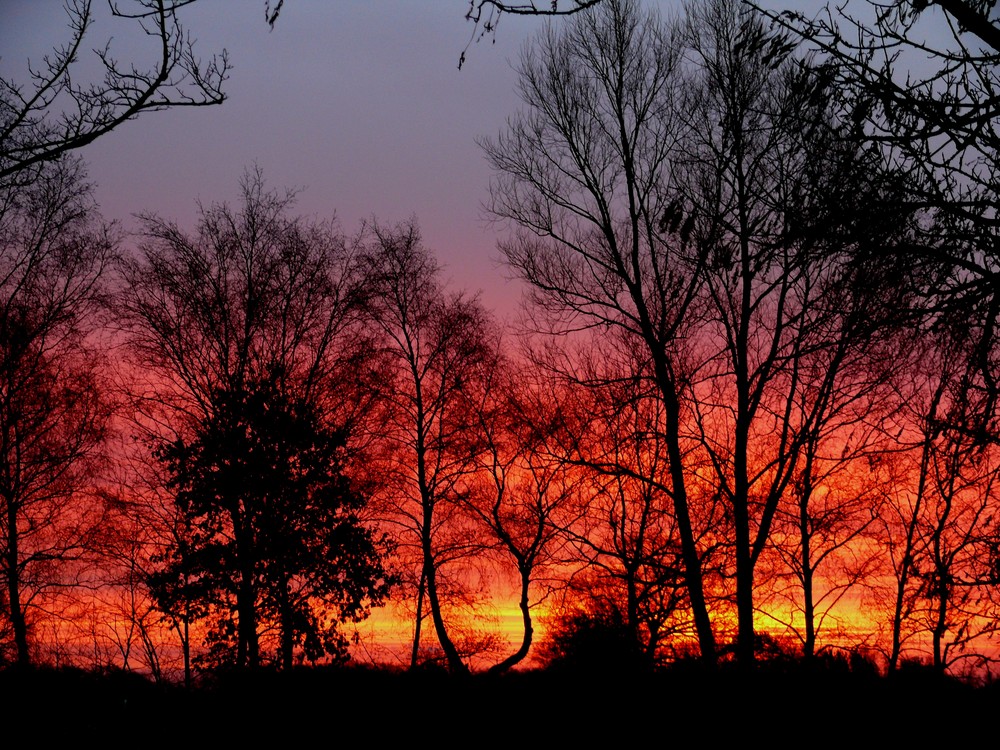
[753,0,1000,439]
[462,357,579,673]
[662,0,927,663]
[1,0,230,185]
[764,365,903,659]
[483,0,925,666]
[481,0,720,662]
[557,363,696,668]
[116,167,377,670]
[761,214,916,658]
[117,167,364,425]
[870,333,1000,674]
[920,405,1000,674]
[0,156,115,666]
[358,218,499,675]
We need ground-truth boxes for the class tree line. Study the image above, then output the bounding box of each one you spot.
[2,0,1000,683]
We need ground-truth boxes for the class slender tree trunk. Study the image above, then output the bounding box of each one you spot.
[890,447,930,672]
[733,137,757,667]
[932,585,947,671]
[233,509,259,669]
[410,566,426,670]
[487,564,534,675]
[626,565,640,652]
[183,618,191,689]
[733,431,755,666]
[889,398,940,672]
[930,468,956,673]
[799,477,816,660]
[413,375,469,675]
[422,524,468,675]
[4,495,29,666]
[279,576,294,670]
[661,381,716,663]
[732,304,756,664]
[236,576,259,669]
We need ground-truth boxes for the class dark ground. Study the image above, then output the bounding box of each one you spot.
[2,660,995,746]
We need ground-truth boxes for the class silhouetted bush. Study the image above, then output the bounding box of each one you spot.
[807,646,883,678]
[537,608,652,675]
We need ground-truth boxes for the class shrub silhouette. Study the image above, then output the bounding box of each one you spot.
[538,608,651,674]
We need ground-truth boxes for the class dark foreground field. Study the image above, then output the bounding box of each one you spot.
[3,660,997,746]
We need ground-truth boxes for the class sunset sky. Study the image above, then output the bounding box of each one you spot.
[2,0,661,667]
[5,0,998,681]
[1,0,809,322]
[1,1,555,321]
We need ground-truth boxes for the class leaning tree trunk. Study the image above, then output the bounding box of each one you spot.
[487,563,534,675]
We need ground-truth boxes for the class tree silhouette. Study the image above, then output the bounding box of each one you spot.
[481,0,719,663]
[0,156,114,666]
[867,333,1000,674]
[150,374,392,670]
[555,366,695,668]
[753,0,1000,441]
[483,0,924,666]
[358,218,498,675]
[117,168,381,670]
[669,0,917,664]
[462,359,578,674]
[1,0,229,185]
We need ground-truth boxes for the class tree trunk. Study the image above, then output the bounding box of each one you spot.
[409,566,426,670]
[279,576,294,670]
[233,509,259,669]
[5,496,29,666]
[799,480,816,660]
[890,415,938,672]
[414,373,468,676]
[661,380,716,664]
[183,618,191,689]
[487,565,534,675]
[423,532,469,675]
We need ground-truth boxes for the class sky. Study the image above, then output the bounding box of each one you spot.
[2,0,983,671]
[0,0,901,322]
[1,0,825,669]
[0,0,558,321]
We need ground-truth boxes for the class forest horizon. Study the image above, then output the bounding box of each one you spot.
[3,0,1000,689]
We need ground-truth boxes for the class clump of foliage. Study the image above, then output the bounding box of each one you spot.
[148,374,394,671]
[538,605,653,675]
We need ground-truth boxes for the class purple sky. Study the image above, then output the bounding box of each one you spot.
[1,1,555,321]
[4,0,925,322]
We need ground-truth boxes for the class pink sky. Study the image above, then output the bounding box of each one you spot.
[1,0,870,322]
[0,1,551,321]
